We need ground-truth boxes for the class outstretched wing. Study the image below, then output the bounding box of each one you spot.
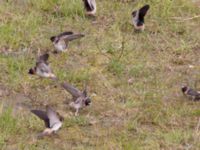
[37,53,49,64]
[61,34,85,42]
[36,62,52,74]
[138,4,150,22]
[83,0,94,11]
[187,88,200,96]
[46,106,61,128]
[57,31,73,38]
[31,110,49,128]
[62,82,82,98]
[82,82,88,97]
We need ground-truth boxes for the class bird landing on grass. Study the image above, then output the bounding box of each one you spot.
[181,86,200,101]
[31,105,64,138]
[62,82,91,116]
[28,53,56,79]
[132,4,150,31]
[50,31,84,53]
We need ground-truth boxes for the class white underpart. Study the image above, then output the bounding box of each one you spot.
[132,11,145,30]
[42,128,53,135]
[132,11,139,27]
[70,102,81,116]
[69,102,82,110]
[51,122,62,132]
[36,69,55,78]
[54,41,67,52]
[69,97,84,116]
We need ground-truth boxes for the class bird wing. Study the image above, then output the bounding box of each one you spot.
[31,110,50,128]
[138,4,150,22]
[83,0,93,11]
[46,106,61,128]
[82,89,87,97]
[187,88,199,96]
[195,94,200,100]
[62,82,82,98]
[37,53,49,64]
[88,0,96,10]
[61,34,85,42]
[36,62,52,74]
[57,31,73,39]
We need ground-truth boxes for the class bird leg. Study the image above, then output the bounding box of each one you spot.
[75,108,79,116]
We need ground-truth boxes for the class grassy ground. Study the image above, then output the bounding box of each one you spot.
[0,0,200,149]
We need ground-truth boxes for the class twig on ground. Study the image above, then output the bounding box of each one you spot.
[171,14,200,22]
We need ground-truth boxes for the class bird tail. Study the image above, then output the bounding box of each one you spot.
[38,53,49,63]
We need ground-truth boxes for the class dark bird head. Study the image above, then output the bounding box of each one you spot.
[181,86,188,93]
[28,67,36,75]
[84,97,91,106]
[50,36,57,42]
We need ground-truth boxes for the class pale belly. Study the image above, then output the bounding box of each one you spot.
[51,122,62,132]
[54,41,67,52]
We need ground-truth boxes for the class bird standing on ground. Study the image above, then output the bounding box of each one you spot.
[31,106,64,138]
[28,53,56,79]
[132,4,150,31]
[181,86,200,101]
[50,31,84,53]
[82,0,97,17]
[62,82,91,116]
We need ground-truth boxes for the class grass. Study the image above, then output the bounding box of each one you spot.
[0,0,200,149]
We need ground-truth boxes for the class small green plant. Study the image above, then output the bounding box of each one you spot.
[0,107,17,132]
[0,107,17,149]
[107,59,125,76]
[129,64,146,78]
[64,116,89,127]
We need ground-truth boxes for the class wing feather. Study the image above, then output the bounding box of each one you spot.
[138,4,150,22]
[62,82,82,98]
[46,106,61,128]
[31,110,49,127]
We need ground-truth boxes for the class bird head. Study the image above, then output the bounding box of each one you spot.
[84,97,91,106]
[181,86,188,93]
[28,67,36,75]
[50,36,57,43]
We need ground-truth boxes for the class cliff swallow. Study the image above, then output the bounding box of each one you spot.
[31,106,64,138]
[50,31,84,53]
[28,53,56,79]
[83,0,97,16]
[62,82,91,116]
[181,86,200,101]
[132,4,150,31]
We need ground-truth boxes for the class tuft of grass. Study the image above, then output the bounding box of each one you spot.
[107,59,125,76]
[64,116,90,127]
[56,68,90,83]
[0,54,30,88]
[0,107,17,149]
